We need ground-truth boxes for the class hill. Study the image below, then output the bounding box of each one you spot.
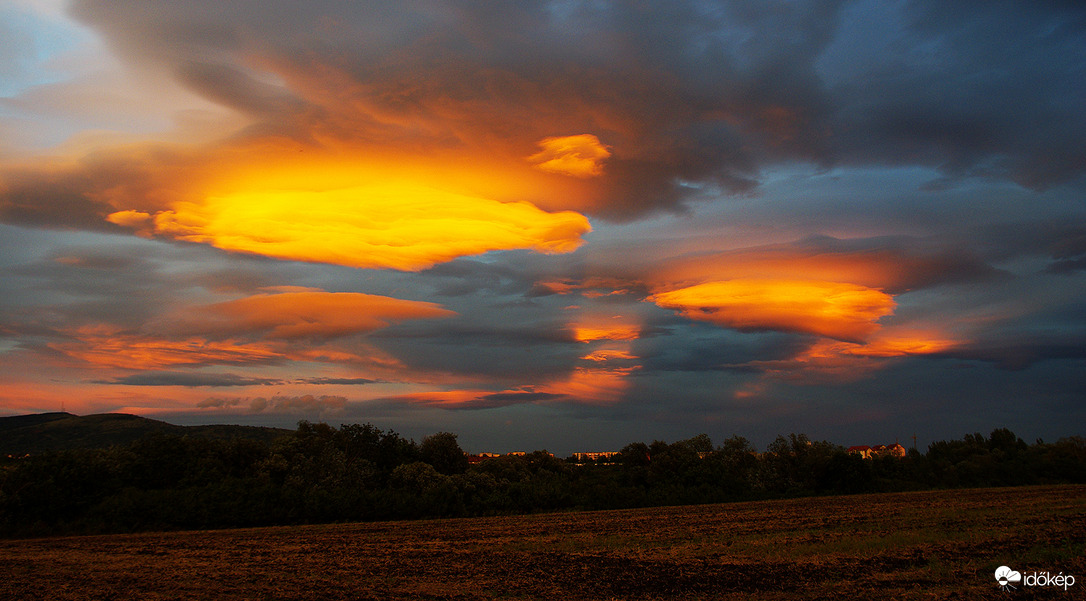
[0,412,290,455]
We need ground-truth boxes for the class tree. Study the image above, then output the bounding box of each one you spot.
[420,432,469,475]
[678,434,714,454]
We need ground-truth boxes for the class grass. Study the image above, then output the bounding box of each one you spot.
[1,484,1083,600]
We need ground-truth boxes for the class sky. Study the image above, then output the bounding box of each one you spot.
[1,0,1084,455]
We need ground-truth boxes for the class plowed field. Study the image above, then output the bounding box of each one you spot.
[3,485,1084,600]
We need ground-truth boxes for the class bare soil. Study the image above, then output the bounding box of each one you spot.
[2,485,1084,600]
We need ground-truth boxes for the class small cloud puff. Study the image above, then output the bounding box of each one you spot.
[528,134,612,178]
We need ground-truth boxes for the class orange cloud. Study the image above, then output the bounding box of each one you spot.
[655,237,993,295]
[48,291,454,372]
[582,349,638,362]
[528,134,612,178]
[572,322,641,343]
[49,328,282,370]
[731,327,963,387]
[394,360,636,409]
[104,209,154,233]
[112,179,591,271]
[846,334,958,357]
[545,364,635,405]
[168,290,456,340]
[650,279,896,342]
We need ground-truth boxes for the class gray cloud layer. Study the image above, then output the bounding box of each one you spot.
[2,0,1081,227]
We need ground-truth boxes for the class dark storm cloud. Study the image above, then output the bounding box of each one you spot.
[991,222,1086,275]
[803,235,1006,292]
[441,391,568,411]
[2,1,1079,227]
[0,167,118,230]
[420,256,541,298]
[946,339,1086,371]
[0,230,283,330]
[173,62,304,117]
[633,325,811,374]
[34,1,849,219]
[49,0,1078,217]
[824,1,1086,188]
[371,319,581,381]
[0,144,205,229]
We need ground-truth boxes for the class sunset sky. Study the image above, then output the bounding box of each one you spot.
[2,0,1084,454]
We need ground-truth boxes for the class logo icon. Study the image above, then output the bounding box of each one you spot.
[995,566,1022,591]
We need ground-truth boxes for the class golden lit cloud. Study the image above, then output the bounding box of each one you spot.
[650,279,896,342]
[112,180,590,270]
[572,323,641,343]
[528,134,612,178]
[104,209,154,232]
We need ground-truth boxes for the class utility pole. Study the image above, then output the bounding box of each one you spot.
[911,433,918,451]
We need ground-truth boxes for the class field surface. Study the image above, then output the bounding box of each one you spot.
[2,485,1084,600]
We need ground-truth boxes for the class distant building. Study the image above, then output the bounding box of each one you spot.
[883,443,907,458]
[572,451,619,463]
[465,451,552,464]
[848,443,907,459]
[847,445,873,459]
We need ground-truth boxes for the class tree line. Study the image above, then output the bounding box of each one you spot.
[1,423,1083,537]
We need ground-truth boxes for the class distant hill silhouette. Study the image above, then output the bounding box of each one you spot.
[0,412,291,455]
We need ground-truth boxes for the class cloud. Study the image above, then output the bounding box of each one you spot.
[41,290,455,371]
[946,338,1086,371]
[49,327,283,370]
[392,389,568,411]
[200,394,348,413]
[102,371,283,387]
[570,311,641,343]
[528,134,611,178]
[196,396,242,409]
[119,182,591,271]
[0,0,1081,239]
[164,290,456,340]
[822,1,1086,188]
[298,377,378,385]
[638,234,1000,355]
[655,235,1002,295]
[651,279,895,343]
